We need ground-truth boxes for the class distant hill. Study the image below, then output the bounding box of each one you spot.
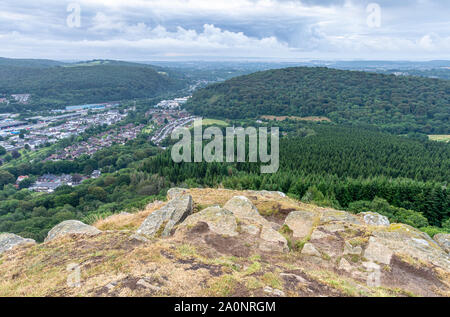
[185,67,450,134]
[0,57,65,68]
[0,60,187,110]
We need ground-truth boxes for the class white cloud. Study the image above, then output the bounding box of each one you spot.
[0,0,448,60]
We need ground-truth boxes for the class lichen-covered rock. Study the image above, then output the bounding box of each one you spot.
[0,233,36,254]
[434,234,450,253]
[180,206,238,237]
[359,212,390,227]
[167,188,188,200]
[284,210,316,239]
[259,225,289,253]
[369,224,450,270]
[223,196,267,225]
[301,243,321,257]
[45,220,101,242]
[137,194,193,237]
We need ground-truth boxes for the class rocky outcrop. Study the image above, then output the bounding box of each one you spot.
[284,210,317,239]
[1,187,450,297]
[223,196,288,253]
[359,212,390,226]
[45,220,102,242]
[0,233,36,255]
[180,206,238,237]
[434,234,450,253]
[136,194,193,237]
[369,224,449,269]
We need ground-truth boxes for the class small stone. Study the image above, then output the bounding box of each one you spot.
[280,273,308,284]
[338,258,353,273]
[273,289,285,297]
[136,279,161,292]
[301,243,321,257]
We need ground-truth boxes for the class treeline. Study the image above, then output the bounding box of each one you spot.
[186,67,450,134]
[0,135,165,242]
[141,124,450,227]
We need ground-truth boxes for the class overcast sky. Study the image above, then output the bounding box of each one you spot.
[0,0,449,61]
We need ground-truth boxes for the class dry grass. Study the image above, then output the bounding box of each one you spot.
[1,188,448,297]
[94,201,166,231]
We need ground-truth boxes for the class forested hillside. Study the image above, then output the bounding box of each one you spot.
[186,67,450,134]
[0,62,186,111]
[2,122,449,242]
[0,57,65,68]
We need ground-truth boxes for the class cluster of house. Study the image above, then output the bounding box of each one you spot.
[44,123,144,161]
[0,109,127,153]
[17,170,102,193]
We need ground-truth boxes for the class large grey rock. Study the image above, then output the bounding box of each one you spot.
[45,220,101,242]
[180,206,238,237]
[259,225,289,253]
[284,210,316,239]
[137,194,193,237]
[359,212,390,227]
[223,196,267,225]
[167,188,188,200]
[0,233,36,254]
[434,233,450,253]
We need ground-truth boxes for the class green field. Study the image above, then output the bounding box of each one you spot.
[192,119,228,128]
[429,135,450,143]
